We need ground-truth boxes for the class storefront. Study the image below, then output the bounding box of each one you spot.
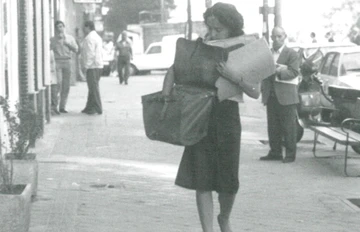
[0,0,56,151]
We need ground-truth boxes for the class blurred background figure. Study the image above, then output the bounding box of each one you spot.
[325,31,335,42]
[75,27,86,82]
[115,31,133,85]
[102,31,115,76]
[50,49,60,115]
[310,32,317,43]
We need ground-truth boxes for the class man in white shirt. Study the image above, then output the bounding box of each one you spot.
[81,21,104,115]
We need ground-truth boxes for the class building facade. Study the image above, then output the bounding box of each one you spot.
[0,0,91,154]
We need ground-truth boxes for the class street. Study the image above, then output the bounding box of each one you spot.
[29,73,360,232]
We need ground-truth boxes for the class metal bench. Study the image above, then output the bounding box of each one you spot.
[309,118,360,177]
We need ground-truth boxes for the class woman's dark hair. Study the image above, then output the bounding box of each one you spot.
[84,21,95,31]
[203,3,244,37]
[55,20,65,28]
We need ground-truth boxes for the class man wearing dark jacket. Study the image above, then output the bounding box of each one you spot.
[260,27,300,163]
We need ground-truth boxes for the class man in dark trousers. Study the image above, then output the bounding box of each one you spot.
[81,21,103,115]
[260,27,300,163]
[116,31,132,85]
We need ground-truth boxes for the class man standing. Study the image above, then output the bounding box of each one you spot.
[260,27,300,163]
[81,21,103,115]
[50,21,78,113]
[116,31,133,85]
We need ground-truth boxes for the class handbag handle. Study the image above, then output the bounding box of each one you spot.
[160,102,169,121]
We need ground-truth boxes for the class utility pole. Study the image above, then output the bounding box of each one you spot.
[274,0,282,27]
[205,0,212,8]
[259,0,282,42]
[160,0,165,23]
[259,0,272,43]
[187,0,192,40]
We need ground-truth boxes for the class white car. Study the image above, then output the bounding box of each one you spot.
[317,46,360,92]
[130,34,199,75]
[130,41,174,75]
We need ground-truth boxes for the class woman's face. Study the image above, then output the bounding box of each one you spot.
[205,15,230,41]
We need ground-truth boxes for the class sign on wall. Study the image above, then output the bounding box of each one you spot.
[73,0,102,3]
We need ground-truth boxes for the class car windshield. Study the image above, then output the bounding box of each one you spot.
[303,48,319,58]
[343,53,360,72]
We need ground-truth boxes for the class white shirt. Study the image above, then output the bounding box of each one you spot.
[271,44,284,63]
[81,30,103,69]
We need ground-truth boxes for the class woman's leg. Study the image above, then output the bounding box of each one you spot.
[196,190,214,232]
[217,193,236,232]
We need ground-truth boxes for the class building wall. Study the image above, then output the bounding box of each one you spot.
[0,0,87,156]
[0,0,49,154]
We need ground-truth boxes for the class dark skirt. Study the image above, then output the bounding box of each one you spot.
[175,99,241,194]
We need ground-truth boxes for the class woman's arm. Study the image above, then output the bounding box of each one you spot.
[216,61,260,99]
[237,78,260,99]
[162,65,175,98]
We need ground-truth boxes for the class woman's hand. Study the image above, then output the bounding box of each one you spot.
[216,61,260,99]
[216,61,238,83]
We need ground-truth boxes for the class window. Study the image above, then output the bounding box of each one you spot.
[329,54,339,77]
[147,45,161,54]
[320,53,335,75]
[342,53,360,72]
[304,48,318,59]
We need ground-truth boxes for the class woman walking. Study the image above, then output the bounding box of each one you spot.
[162,3,259,232]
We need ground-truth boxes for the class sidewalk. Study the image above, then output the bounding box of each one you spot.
[29,75,360,232]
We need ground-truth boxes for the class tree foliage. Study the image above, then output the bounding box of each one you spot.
[323,0,360,39]
[104,0,176,39]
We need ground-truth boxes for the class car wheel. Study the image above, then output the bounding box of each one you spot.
[351,145,360,155]
[129,64,138,76]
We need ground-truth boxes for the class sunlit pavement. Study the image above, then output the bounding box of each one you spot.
[29,74,360,232]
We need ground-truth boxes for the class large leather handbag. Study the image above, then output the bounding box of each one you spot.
[142,38,224,146]
[142,85,216,146]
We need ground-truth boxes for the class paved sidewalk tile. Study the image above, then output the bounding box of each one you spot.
[28,76,360,232]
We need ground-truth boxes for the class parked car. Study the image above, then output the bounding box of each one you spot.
[288,42,357,67]
[296,45,360,142]
[316,46,360,93]
[130,41,174,75]
[130,33,199,75]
